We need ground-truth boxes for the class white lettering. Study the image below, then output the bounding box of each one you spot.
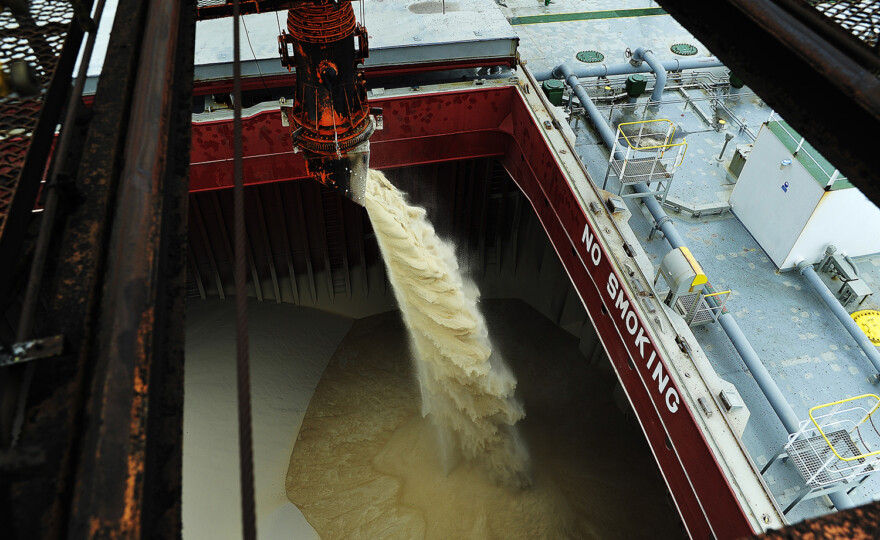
[666,388,680,413]
[652,361,669,393]
[581,225,601,266]
[625,310,638,335]
[635,328,649,359]
[615,289,630,317]
[594,248,678,415]
[607,273,618,300]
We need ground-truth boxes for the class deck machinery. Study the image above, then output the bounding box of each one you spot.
[199,0,377,204]
[277,0,375,204]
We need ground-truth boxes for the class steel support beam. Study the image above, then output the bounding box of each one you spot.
[2,0,196,537]
[68,0,195,536]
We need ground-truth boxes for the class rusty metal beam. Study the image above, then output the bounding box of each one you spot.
[0,5,86,310]
[3,0,150,536]
[66,0,194,536]
[3,0,195,537]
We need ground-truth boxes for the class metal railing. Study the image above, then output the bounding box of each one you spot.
[690,289,730,325]
[781,394,880,488]
[603,118,688,205]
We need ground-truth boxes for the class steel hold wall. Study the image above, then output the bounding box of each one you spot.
[187,158,590,335]
[188,82,754,538]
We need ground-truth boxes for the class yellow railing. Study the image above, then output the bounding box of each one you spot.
[809,394,880,462]
[674,142,689,167]
[616,119,688,165]
[703,290,730,299]
[618,118,674,149]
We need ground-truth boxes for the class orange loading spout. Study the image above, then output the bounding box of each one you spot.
[279,0,376,205]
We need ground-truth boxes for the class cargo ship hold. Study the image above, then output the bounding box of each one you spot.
[2,1,880,538]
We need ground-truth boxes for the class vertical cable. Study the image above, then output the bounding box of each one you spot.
[241,17,268,89]
[233,1,257,539]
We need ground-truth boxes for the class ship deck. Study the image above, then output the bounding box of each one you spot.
[506,0,880,523]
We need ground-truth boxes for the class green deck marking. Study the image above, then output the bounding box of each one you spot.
[766,121,854,191]
[509,7,666,26]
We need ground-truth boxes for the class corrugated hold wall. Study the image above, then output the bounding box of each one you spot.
[187,158,592,338]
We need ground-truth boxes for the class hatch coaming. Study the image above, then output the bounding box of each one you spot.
[189,73,782,538]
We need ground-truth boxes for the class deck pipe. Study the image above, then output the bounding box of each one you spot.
[558,63,685,249]
[536,56,723,83]
[631,48,666,103]
[798,262,880,377]
[558,61,858,510]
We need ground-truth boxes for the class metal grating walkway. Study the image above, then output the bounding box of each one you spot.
[676,293,716,325]
[788,430,872,488]
[611,157,672,185]
[809,0,879,50]
[0,0,73,240]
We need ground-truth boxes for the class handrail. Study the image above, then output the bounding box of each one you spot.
[703,289,730,298]
[617,118,675,149]
[615,135,688,153]
[675,142,688,167]
[809,394,880,462]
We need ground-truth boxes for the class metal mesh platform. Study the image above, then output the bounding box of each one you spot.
[676,293,716,325]
[788,429,873,487]
[0,0,73,239]
[610,157,672,185]
[809,0,879,50]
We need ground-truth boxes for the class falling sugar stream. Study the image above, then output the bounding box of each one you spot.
[364,170,531,486]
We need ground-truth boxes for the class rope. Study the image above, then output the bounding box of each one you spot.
[233,1,257,539]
